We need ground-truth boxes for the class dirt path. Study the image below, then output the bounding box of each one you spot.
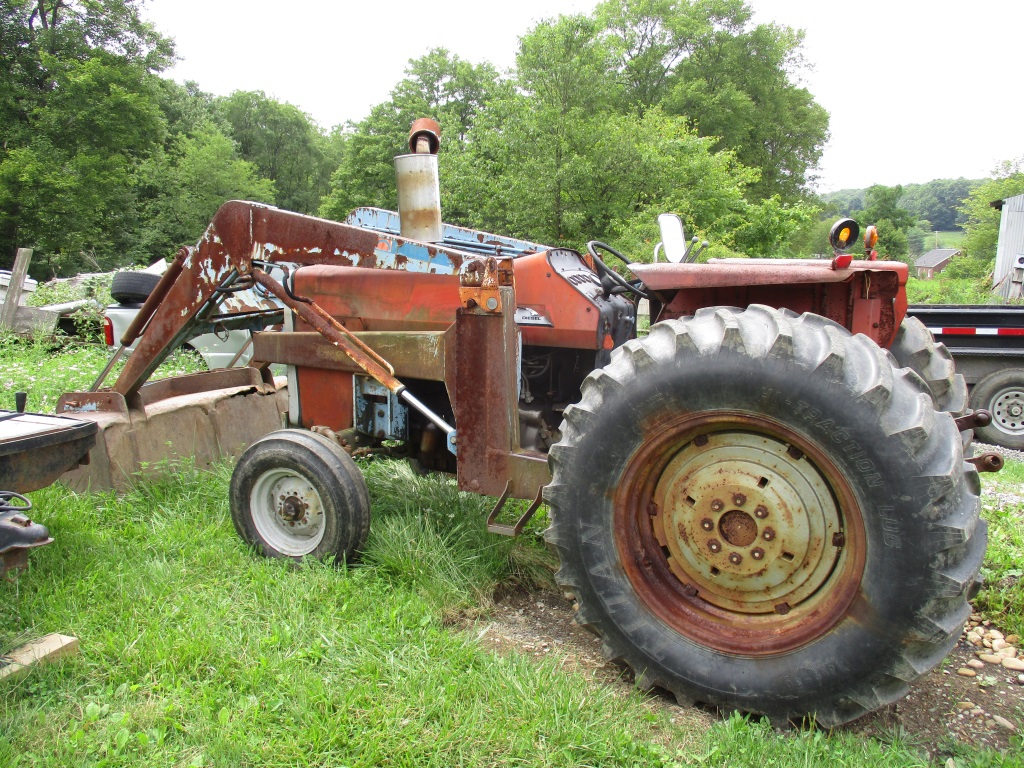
[471,589,1022,756]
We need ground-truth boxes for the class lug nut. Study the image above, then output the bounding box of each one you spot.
[754,505,768,519]
[733,493,746,506]
[728,552,742,565]
[751,548,764,560]
[708,539,722,553]
[701,518,714,530]
[710,499,724,512]
[762,527,775,541]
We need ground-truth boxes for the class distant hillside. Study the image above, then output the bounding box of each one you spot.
[823,178,982,231]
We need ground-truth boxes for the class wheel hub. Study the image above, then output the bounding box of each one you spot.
[249,469,326,556]
[993,388,1024,433]
[650,432,842,615]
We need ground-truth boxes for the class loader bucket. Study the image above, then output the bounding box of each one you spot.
[57,368,287,492]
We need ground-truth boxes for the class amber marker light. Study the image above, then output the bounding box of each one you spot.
[828,218,860,254]
[864,226,879,249]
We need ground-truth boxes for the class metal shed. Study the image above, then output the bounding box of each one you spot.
[993,193,1024,299]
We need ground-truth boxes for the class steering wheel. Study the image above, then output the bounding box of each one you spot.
[586,241,651,300]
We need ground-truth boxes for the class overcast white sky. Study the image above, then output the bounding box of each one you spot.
[143,0,1024,192]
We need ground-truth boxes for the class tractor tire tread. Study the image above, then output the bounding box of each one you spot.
[544,304,983,726]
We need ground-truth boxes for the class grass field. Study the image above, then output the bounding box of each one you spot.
[7,460,1021,767]
[924,231,966,251]
[0,334,1022,766]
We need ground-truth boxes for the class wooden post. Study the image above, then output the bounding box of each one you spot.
[1,248,33,329]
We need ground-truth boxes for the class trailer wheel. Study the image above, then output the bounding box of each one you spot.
[544,305,982,726]
[230,430,370,562]
[971,368,1024,450]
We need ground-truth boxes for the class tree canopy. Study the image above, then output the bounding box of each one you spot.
[3,0,837,277]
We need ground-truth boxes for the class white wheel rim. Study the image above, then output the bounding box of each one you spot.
[249,468,326,556]
[991,386,1024,437]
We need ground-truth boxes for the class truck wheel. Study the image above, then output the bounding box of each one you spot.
[544,305,983,726]
[230,430,370,562]
[110,271,162,304]
[971,369,1024,450]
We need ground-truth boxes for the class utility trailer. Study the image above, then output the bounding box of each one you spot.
[58,119,993,726]
[908,303,1024,449]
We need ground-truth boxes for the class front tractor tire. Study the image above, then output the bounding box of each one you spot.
[544,305,983,726]
[230,430,370,562]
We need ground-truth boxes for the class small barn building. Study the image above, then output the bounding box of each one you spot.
[915,248,959,279]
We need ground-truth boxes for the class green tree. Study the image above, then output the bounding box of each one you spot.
[319,49,502,222]
[0,51,168,274]
[854,185,916,261]
[668,9,828,201]
[0,0,175,275]
[215,91,332,214]
[135,124,276,262]
[596,0,828,202]
[961,158,1024,263]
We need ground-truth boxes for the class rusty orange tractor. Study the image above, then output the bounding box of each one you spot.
[61,119,991,726]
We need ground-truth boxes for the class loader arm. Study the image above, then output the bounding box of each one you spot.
[111,200,473,398]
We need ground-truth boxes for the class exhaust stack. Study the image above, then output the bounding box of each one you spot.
[394,118,443,243]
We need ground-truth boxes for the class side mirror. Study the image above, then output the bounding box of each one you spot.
[658,213,687,263]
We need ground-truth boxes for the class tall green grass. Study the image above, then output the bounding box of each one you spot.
[977,461,1024,636]
[0,332,204,413]
[1,462,663,767]
[0,335,1020,765]
[4,460,1015,766]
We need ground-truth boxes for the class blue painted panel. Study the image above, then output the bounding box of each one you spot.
[347,207,551,260]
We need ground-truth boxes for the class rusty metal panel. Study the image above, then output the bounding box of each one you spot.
[110,201,489,398]
[296,367,354,432]
[658,268,903,349]
[292,266,462,332]
[346,207,549,259]
[59,385,287,492]
[453,287,549,500]
[135,367,267,407]
[630,259,908,291]
[254,331,448,382]
[513,250,619,350]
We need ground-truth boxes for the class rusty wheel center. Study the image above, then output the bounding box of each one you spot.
[615,418,866,655]
[281,495,305,522]
[718,510,757,547]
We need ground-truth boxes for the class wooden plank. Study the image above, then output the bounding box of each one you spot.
[0,633,79,681]
[0,248,33,329]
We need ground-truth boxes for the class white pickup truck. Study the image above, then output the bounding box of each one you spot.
[103,263,280,369]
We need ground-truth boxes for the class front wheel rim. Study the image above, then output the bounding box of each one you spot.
[250,468,327,556]
[614,412,866,656]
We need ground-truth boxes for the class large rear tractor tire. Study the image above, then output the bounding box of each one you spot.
[889,316,972,448]
[889,316,969,416]
[544,305,983,726]
[230,430,370,562]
